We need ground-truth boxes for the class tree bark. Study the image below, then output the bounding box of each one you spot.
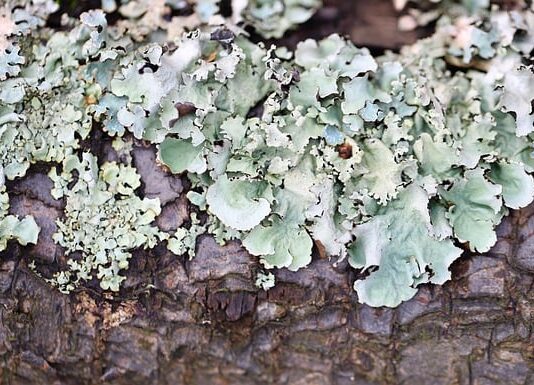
[2,143,533,385]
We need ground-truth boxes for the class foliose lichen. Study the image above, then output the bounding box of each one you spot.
[1,0,533,307]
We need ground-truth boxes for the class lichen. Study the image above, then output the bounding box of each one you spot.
[49,153,167,292]
[0,184,39,251]
[1,0,533,307]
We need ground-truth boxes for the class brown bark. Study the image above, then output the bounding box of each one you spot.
[1,141,533,385]
[1,1,533,384]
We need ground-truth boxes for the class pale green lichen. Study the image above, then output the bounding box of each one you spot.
[49,153,167,292]
[239,0,322,38]
[1,0,533,308]
[167,213,207,259]
[0,184,39,251]
[150,4,534,307]
[104,0,321,41]
[0,3,94,180]
[349,186,463,307]
[255,271,276,290]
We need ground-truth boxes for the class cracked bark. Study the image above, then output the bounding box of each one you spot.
[1,1,533,384]
[1,141,533,385]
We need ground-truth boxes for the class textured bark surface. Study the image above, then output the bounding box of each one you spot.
[1,1,533,384]
[2,144,533,385]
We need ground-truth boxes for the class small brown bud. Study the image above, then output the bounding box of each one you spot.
[336,142,353,159]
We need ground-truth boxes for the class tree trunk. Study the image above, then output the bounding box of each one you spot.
[1,1,533,384]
